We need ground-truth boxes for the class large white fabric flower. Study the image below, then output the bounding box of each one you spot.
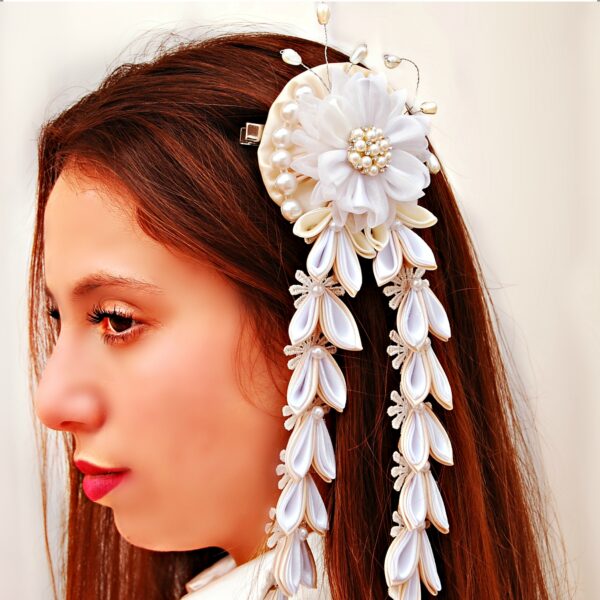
[290,69,432,232]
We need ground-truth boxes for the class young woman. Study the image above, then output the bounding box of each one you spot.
[29,31,567,599]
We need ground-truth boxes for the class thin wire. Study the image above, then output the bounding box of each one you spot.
[323,20,331,90]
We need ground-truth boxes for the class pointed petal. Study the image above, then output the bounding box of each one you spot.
[423,404,453,465]
[317,96,355,149]
[313,416,336,481]
[307,225,337,279]
[384,526,420,586]
[418,529,442,594]
[286,350,319,414]
[385,114,429,155]
[421,285,451,341]
[425,469,449,534]
[292,206,332,238]
[320,291,362,350]
[399,471,427,530]
[400,349,431,404]
[299,534,318,588]
[286,411,316,479]
[401,568,422,600]
[334,228,362,297]
[305,474,329,533]
[396,224,437,270]
[383,150,431,201]
[400,409,429,471]
[397,289,428,349]
[366,223,391,252]
[395,202,438,229]
[373,229,403,286]
[346,227,377,259]
[424,343,453,410]
[345,71,390,128]
[275,528,303,596]
[289,294,320,345]
[276,477,306,534]
[318,149,354,188]
[317,350,347,412]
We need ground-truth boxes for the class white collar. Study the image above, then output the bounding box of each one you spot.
[180,532,328,599]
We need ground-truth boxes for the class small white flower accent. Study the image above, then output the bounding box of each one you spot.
[391,450,410,492]
[390,509,407,538]
[289,69,433,231]
[388,390,409,430]
[283,332,336,371]
[387,329,409,370]
[289,269,345,307]
[383,266,426,310]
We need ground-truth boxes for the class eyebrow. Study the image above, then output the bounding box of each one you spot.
[45,271,165,302]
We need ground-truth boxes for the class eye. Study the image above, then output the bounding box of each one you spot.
[86,302,143,346]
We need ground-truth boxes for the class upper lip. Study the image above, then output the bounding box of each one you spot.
[74,459,129,476]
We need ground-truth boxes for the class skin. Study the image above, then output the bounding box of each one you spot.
[34,169,308,565]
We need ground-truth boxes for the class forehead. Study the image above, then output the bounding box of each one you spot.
[43,170,207,304]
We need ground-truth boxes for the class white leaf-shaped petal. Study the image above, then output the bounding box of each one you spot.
[307,226,337,280]
[400,349,431,404]
[397,289,428,349]
[399,471,427,530]
[286,412,316,479]
[275,528,303,596]
[425,469,449,534]
[423,405,453,465]
[418,528,442,594]
[373,230,403,286]
[289,294,320,345]
[275,477,306,534]
[334,228,362,297]
[421,285,451,341]
[287,351,319,414]
[400,409,429,471]
[292,206,332,238]
[305,473,329,533]
[424,343,453,410]
[396,224,437,269]
[401,568,422,600]
[317,350,347,412]
[299,534,318,588]
[384,526,420,586]
[320,291,362,350]
[313,416,336,481]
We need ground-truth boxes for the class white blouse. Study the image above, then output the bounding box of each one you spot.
[180,531,331,599]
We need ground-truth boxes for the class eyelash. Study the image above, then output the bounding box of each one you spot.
[46,302,143,346]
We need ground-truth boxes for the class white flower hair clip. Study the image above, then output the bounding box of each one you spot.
[242,4,453,598]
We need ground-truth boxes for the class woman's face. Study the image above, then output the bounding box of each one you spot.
[35,169,290,563]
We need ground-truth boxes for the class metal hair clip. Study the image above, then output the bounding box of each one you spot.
[239,122,264,145]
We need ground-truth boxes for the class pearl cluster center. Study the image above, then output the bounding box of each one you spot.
[347,126,392,176]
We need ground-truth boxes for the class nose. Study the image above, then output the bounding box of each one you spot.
[34,331,106,433]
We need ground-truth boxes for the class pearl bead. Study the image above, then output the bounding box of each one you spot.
[281,101,299,124]
[313,406,325,419]
[272,127,292,148]
[311,346,326,359]
[365,127,377,141]
[275,171,298,194]
[271,149,292,169]
[376,155,388,168]
[350,128,364,140]
[348,151,361,165]
[354,139,366,152]
[281,199,302,221]
[310,283,324,296]
[368,165,379,176]
[361,155,372,168]
[423,280,430,287]
[294,84,313,100]
[369,141,380,155]
[298,526,308,540]
[379,139,389,152]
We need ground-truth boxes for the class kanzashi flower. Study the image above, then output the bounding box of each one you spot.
[289,68,433,232]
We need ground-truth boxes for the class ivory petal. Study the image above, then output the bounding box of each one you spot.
[313,417,336,481]
[425,469,449,534]
[373,230,403,286]
[286,412,316,479]
[320,291,363,350]
[400,409,430,471]
[275,529,303,596]
[347,227,377,258]
[396,202,438,229]
[317,350,347,412]
[305,473,329,533]
[418,529,442,594]
[400,349,431,404]
[307,226,337,280]
[399,471,427,530]
[289,294,320,345]
[365,223,390,252]
[292,206,332,238]
[397,289,429,349]
[334,228,363,297]
[421,286,451,341]
[275,477,306,534]
[287,351,319,414]
[423,405,453,466]
[396,224,437,270]
[425,344,453,410]
[384,526,420,586]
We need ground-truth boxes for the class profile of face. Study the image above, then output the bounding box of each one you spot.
[35,169,291,563]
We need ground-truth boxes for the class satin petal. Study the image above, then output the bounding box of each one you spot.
[334,228,363,297]
[384,526,420,586]
[400,349,431,404]
[399,471,427,530]
[305,474,329,534]
[317,350,347,412]
[286,350,319,414]
[400,409,429,471]
[288,294,320,345]
[397,289,429,349]
[286,411,316,479]
[307,225,337,280]
[423,405,453,466]
[320,291,362,350]
[396,224,437,270]
[421,285,451,341]
[313,416,336,481]
[373,231,403,286]
[276,477,306,534]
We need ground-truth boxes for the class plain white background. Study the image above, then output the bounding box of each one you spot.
[1,2,598,598]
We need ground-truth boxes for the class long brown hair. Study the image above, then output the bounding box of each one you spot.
[28,30,570,599]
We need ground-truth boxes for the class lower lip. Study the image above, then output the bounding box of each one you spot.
[82,471,130,501]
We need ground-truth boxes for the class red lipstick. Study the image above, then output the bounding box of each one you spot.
[75,460,130,501]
